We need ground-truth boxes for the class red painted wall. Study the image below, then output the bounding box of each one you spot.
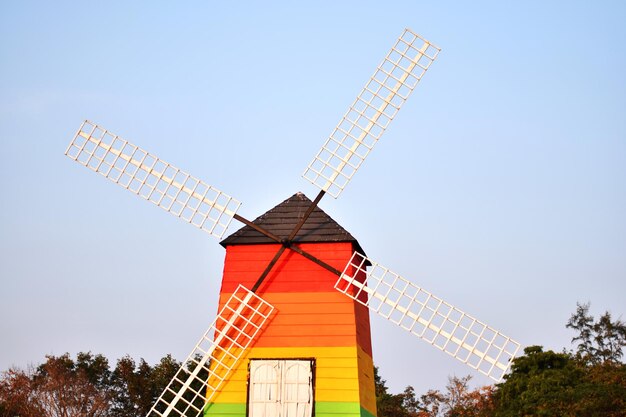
[218,242,373,356]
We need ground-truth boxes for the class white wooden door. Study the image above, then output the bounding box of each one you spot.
[249,359,313,417]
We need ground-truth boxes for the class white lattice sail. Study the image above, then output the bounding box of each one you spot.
[65,120,241,239]
[303,28,440,198]
[147,285,274,417]
[335,252,521,382]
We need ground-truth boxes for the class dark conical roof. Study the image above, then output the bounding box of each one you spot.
[220,192,366,254]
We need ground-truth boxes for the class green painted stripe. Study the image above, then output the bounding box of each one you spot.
[316,403,377,416]
[360,405,377,417]
[204,402,245,415]
[315,401,361,414]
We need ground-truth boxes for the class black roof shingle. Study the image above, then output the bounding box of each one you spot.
[220,192,366,255]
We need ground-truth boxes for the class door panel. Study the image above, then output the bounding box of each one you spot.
[249,361,281,416]
[283,361,312,417]
[249,359,313,417]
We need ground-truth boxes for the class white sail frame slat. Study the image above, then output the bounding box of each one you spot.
[65,120,241,239]
[335,252,521,382]
[147,285,274,417]
[303,28,440,198]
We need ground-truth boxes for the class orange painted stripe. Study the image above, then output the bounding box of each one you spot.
[355,303,373,355]
[216,291,373,355]
[251,335,358,348]
[218,290,356,304]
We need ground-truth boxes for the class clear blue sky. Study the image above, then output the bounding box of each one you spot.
[1,1,625,395]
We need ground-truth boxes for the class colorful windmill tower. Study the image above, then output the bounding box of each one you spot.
[65,28,521,417]
[209,192,375,416]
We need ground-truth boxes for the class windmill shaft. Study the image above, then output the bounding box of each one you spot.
[241,190,338,294]
[231,191,326,247]
[288,245,342,276]
[233,209,343,279]
[251,246,287,293]
[233,213,282,242]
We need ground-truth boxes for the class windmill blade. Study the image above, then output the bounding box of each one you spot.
[147,285,274,417]
[303,28,440,198]
[335,252,521,382]
[65,120,241,239]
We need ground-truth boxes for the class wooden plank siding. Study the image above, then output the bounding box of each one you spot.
[205,241,377,417]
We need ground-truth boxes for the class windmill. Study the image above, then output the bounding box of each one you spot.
[65,29,521,417]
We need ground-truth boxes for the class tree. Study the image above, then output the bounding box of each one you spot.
[0,366,42,417]
[0,352,180,417]
[75,352,112,389]
[493,345,626,416]
[104,353,181,417]
[374,303,626,417]
[401,385,422,416]
[35,354,111,417]
[0,354,112,417]
[567,302,626,365]
[110,356,158,417]
[416,375,494,417]
[373,367,494,417]
[493,346,584,416]
[375,366,415,417]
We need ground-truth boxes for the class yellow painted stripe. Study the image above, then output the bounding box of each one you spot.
[356,346,377,415]
[209,345,376,413]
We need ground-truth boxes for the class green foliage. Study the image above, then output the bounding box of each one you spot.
[493,346,584,416]
[110,354,181,417]
[492,303,626,416]
[375,302,626,417]
[149,354,208,417]
[76,352,112,389]
[1,302,624,417]
[493,346,626,416]
[0,352,181,417]
[375,368,494,417]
